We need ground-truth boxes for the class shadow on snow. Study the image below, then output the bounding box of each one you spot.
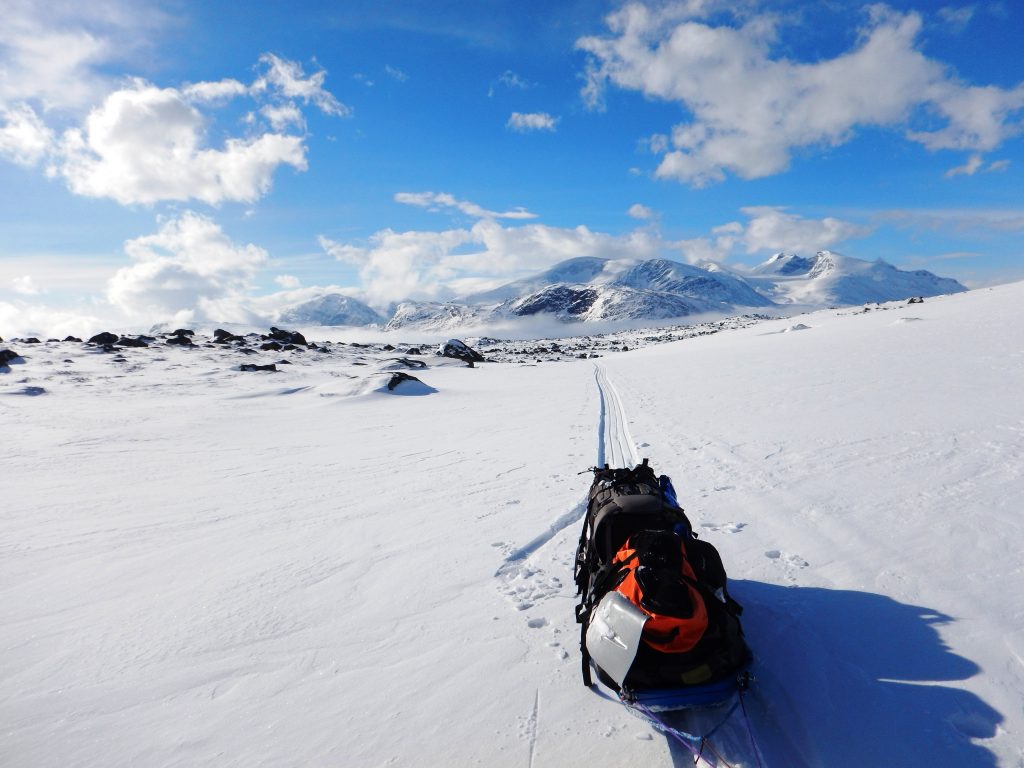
[659,581,1002,768]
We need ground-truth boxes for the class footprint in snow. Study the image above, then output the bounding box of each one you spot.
[765,550,809,567]
[701,521,747,534]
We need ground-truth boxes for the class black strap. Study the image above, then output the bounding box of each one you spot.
[580,618,592,686]
[680,573,744,616]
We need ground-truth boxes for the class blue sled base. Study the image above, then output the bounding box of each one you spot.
[621,673,748,712]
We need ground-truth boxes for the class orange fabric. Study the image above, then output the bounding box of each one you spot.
[613,540,709,653]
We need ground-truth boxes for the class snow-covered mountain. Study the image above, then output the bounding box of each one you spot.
[387,256,776,329]
[387,253,965,330]
[384,301,492,332]
[749,250,967,306]
[277,293,385,327]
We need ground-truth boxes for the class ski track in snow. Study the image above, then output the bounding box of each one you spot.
[595,364,640,468]
[495,365,641,664]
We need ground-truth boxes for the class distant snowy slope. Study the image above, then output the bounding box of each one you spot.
[466,256,611,303]
[392,256,775,328]
[384,301,492,331]
[609,258,772,308]
[278,293,385,326]
[749,250,967,305]
[391,253,964,330]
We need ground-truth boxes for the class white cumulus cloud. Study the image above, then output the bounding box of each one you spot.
[320,217,670,308]
[0,3,346,208]
[57,80,308,205]
[679,207,872,262]
[107,212,268,325]
[577,3,1024,186]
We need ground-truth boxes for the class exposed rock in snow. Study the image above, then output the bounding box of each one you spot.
[440,339,485,365]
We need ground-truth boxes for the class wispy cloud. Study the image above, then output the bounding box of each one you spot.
[274,274,302,289]
[0,103,54,165]
[937,5,976,32]
[876,208,1024,232]
[945,154,985,177]
[11,274,42,295]
[394,191,537,220]
[252,53,350,117]
[488,70,532,97]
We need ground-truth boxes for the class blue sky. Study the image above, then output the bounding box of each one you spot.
[1,0,1022,334]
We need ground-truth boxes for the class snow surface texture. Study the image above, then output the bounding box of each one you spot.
[3,285,1023,767]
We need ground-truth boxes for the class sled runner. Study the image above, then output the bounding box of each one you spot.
[574,460,751,709]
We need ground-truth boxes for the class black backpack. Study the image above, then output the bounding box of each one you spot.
[574,460,750,695]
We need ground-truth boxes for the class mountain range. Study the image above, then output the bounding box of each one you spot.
[277,251,967,330]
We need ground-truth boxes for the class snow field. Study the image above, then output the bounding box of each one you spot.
[3,282,1024,766]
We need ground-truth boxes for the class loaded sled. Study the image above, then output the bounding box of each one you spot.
[574,460,752,711]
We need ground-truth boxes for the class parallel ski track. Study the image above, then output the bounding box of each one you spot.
[496,365,639,583]
[595,364,640,468]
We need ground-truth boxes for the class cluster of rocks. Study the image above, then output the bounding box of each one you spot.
[472,315,773,363]
[3,315,777,376]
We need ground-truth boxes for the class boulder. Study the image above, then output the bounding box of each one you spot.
[267,327,307,346]
[260,341,283,351]
[214,328,245,343]
[384,372,437,395]
[116,336,149,348]
[1,349,22,366]
[440,339,485,365]
[166,335,194,346]
[171,328,195,337]
[88,331,119,345]
[63,336,83,342]
[22,337,41,344]
[387,372,422,390]
[240,363,278,372]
